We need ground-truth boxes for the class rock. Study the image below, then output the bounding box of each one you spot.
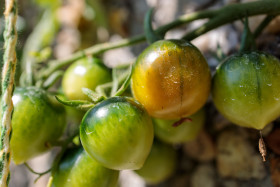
[266,128,280,155]
[270,156,280,187]
[217,128,266,180]
[191,164,216,187]
[213,113,232,131]
[167,174,190,187]
[183,131,216,162]
[119,170,146,187]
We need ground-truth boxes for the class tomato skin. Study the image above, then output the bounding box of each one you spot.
[10,87,66,164]
[80,97,154,170]
[135,139,177,184]
[131,40,211,119]
[62,57,111,100]
[52,147,119,187]
[153,108,205,144]
[212,52,280,130]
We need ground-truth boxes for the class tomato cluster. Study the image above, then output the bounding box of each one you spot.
[8,38,280,186]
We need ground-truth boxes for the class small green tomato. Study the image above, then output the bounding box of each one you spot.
[212,52,280,129]
[80,97,154,170]
[62,57,111,100]
[153,109,205,144]
[52,147,119,187]
[135,139,177,184]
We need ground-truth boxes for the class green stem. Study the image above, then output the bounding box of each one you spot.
[253,15,276,38]
[24,162,51,182]
[37,9,215,81]
[182,0,280,41]
[0,0,18,186]
[38,0,280,82]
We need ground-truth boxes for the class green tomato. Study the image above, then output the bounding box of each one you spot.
[212,52,280,130]
[153,109,205,144]
[135,139,177,184]
[62,57,111,100]
[80,97,154,170]
[10,87,66,164]
[52,147,119,187]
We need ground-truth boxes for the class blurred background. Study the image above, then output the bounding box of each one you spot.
[0,0,280,186]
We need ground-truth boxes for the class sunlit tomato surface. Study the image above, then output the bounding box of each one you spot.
[52,147,119,187]
[80,97,154,170]
[212,52,280,130]
[10,87,66,164]
[153,108,205,144]
[62,57,111,100]
[131,40,211,119]
[135,139,177,184]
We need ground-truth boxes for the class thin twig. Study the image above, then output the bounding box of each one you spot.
[37,9,216,81]
[37,0,280,83]
[253,15,276,38]
[182,0,280,41]
[24,162,51,183]
[0,0,18,186]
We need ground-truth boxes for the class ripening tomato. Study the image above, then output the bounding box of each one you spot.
[153,108,205,144]
[52,147,119,187]
[131,39,211,119]
[212,52,280,130]
[9,87,66,164]
[62,57,111,100]
[80,97,154,170]
[135,139,177,184]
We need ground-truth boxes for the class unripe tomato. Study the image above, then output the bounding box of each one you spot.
[62,57,111,100]
[135,139,177,184]
[10,87,66,164]
[212,52,280,130]
[80,97,154,170]
[52,147,119,187]
[131,40,211,119]
[153,108,205,144]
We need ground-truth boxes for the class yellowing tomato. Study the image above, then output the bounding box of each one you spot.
[131,40,211,119]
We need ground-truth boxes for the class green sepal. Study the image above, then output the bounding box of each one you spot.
[55,96,95,111]
[239,17,256,52]
[114,65,132,96]
[81,88,105,103]
[144,8,163,44]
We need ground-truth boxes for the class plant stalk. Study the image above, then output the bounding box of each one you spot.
[0,0,18,186]
[38,0,280,82]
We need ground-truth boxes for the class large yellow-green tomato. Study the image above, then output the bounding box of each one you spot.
[10,87,66,164]
[80,97,154,170]
[153,109,205,144]
[135,140,177,184]
[52,147,119,187]
[62,57,111,100]
[131,40,211,119]
[212,52,280,130]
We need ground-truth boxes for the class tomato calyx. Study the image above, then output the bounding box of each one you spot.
[55,95,95,111]
[144,8,164,44]
[172,117,192,127]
